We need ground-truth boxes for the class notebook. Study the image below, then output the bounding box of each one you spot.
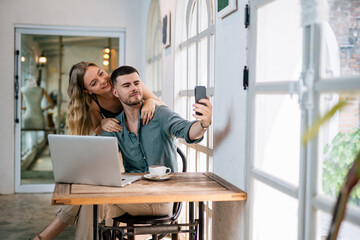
[48,134,141,187]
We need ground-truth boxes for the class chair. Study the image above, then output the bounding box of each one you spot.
[112,147,187,240]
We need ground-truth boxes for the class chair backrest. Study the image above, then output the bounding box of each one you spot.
[171,147,187,221]
[111,147,188,239]
[176,147,187,172]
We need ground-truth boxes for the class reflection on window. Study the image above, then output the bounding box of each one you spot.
[326,0,360,77]
[319,94,360,207]
[20,34,119,185]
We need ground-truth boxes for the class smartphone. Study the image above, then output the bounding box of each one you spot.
[195,86,207,115]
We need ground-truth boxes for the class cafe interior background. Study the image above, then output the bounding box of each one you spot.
[1,0,360,239]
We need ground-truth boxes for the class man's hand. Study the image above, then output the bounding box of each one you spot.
[188,97,212,141]
[192,97,212,128]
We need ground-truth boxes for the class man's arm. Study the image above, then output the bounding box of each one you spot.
[188,98,212,141]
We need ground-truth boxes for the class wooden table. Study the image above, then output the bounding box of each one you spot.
[52,172,247,239]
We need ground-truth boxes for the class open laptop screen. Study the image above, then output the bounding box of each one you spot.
[48,134,141,187]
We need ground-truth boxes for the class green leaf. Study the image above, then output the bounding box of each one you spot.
[322,130,360,205]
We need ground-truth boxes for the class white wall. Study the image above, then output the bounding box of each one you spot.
[0,0,150,194]
[212,1,248,239]
[213,1,248,192]
[159,0,177,109]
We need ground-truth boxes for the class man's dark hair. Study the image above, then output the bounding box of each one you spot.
[110,66,140,86]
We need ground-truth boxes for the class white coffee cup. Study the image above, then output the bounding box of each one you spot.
[149,165,171,177]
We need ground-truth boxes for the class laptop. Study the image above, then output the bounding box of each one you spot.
[48,134,141,187]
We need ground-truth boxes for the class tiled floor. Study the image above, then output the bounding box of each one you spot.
[0,193,75,240]
[0,145,75,239]
[0,193,175,240]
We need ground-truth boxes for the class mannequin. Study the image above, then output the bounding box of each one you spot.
[22,78,54,129]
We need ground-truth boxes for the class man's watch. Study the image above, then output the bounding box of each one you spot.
[200,120,211,129]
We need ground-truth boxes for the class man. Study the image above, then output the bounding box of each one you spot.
[76,65,212,239]
[102,65,212,173]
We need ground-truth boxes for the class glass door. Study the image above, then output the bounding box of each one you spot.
[15,25,125,192]
[247,0,304,239]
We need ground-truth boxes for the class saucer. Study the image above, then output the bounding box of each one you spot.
[143,174,172,181]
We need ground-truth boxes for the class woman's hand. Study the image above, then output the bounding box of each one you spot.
[101,118,123,132]
[141,98,156,125]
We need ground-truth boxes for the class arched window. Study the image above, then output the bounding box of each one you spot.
[175,2,214,238]
[176,0,215,173]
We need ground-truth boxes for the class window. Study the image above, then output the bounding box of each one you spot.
[176,0,215,239]
[314,0,360,238]
[247,1,303,239]
[247,0,360,239]
[177,0,214,171]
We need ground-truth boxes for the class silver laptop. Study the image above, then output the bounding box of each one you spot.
[48,134,141,187]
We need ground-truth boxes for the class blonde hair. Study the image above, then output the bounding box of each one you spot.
[66,62,98,135]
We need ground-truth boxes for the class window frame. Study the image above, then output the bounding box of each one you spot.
[246,1,360,239]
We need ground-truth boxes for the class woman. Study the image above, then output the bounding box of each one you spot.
[33,62,163,240]
[67,61,163,135]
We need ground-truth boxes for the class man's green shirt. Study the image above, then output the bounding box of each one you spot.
[101,105,202,173]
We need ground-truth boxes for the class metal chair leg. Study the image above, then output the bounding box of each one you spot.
[171,220,178,240]
[128,223,135,240]
[102,229,111,240]
[112,220,119,240]
[171,233,178,240]
[152,234,159,240]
